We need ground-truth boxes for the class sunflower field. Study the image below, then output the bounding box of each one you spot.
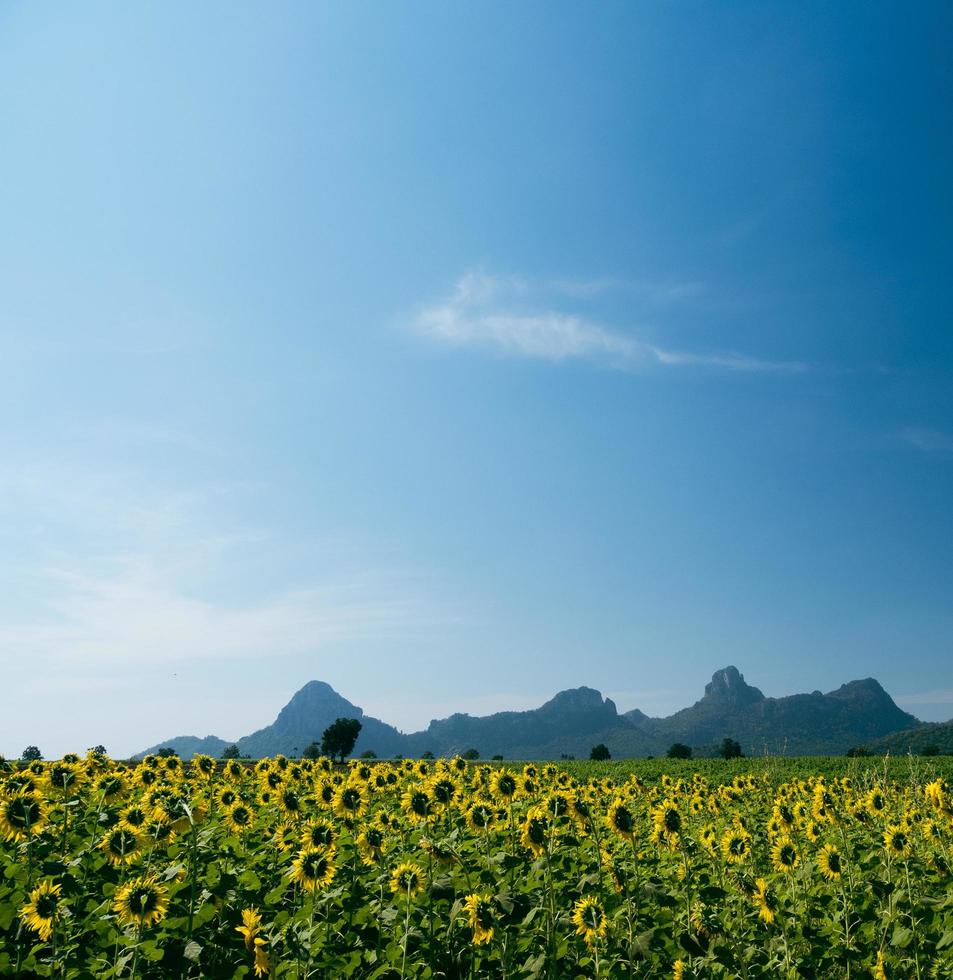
[2,753,953,979]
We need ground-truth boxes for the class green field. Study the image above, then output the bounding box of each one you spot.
[2,753,952,977]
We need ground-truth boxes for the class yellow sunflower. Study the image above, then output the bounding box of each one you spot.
[289,845,338,893]
[817,842,843,881]
[332,783,367,820]
[19,880,62,941]
[752,878,777,924]
[720,827,751,864]
[571,894,607,948]
[236,907,262,950]
[356,826,387,866]
[770,837,800,874]
[224,802,255,835]
[463,892,495,945]
[0,790,47,841]
[98,827,143,866]
[606,797,636,840]
[883,823,913,858]
[113,875,169,928]
[390,860,425,898]
[520,807,549,857]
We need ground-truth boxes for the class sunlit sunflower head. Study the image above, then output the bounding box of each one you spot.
[571,894,607,948]
[463,892,496,945]
[401,785,434,824]
[236,907,262,950]
[357,826,387,866]
[520,808,549,857]
[289,845,338,893]
[277,787,303,817]
[720,827,751,865]
[119,804,149,832]
[98,827,142,866]
[817,842,843,880]
[752,878,777,924]
[652,799,682,836]
[770,837,800,874]
[94,772,126,800]
[465,802,496,834]
[0,790,47,841]
[253,937,270,977]
[883,823,912,858]
[428,776,458,809]
[301,817,336,850]
[866,787,888,817]
[224,760,245,781]
[390,860,425,898]
[19,880,62,941]
[113,875,169,928]
[136,768,158,789]
[272,821,300,852]
[225,802,255,835]
[45,761,82,795]
[606,798,636,840]
[333,783,367,820]
[489,769,517,802]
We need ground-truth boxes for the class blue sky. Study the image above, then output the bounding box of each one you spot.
[1,2,951,757]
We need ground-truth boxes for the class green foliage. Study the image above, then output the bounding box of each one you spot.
[221,745,240,759]
[666,743,692,759]
[589,743,611,761]
[717,737,743,759]
[3,754,953,978]
[462,748,480,760]
[20,746,42,761]
[320,717,362,763]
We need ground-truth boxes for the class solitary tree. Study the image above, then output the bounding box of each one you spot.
[845,745,871,758]
[590,743,611,761]
[320,718,362,763]
[21,746,42,762]
[302,742,322,760]
[157,747,178,758]
[359,749,378,759]
[462,748,480,760]
[717,738,743,759]
[667,743,692,759]
[221,745,240,759]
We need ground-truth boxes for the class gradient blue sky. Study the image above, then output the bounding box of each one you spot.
[2,2,951,757]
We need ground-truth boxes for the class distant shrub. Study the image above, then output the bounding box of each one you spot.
[667,743,692,759]
[589,744,611,761]
[717,738,743,759]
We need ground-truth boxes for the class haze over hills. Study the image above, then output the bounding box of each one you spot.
[137,666,928,760]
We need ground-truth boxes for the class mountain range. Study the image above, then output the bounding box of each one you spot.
[136,665,933,760]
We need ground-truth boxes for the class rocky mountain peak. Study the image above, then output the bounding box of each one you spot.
[540,687,617,718]
[703,666,764,705]
[272,680,363,733]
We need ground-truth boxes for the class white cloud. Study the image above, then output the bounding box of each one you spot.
[412,272,809,374]
[0,557,437,668]
[894,689,953,707]
[899,428,953,457]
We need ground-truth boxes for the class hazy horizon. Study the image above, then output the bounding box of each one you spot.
[2,3,952,759]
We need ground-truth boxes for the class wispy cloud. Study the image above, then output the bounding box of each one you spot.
[1,556,439,668]
[899,427,953,458]
[411,271,809,374]
[894,689,953,707]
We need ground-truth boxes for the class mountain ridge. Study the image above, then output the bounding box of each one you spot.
[136,665,928,760]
